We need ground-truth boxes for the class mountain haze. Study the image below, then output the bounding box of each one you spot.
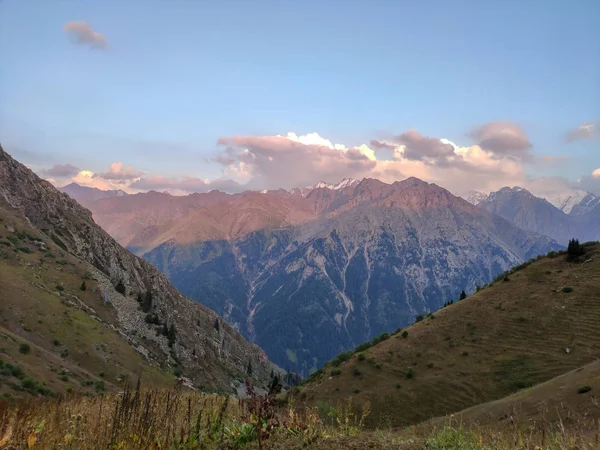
[479,186,600,244]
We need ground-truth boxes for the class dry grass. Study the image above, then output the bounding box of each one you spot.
[0,381,598,449]
[299,243,600,428]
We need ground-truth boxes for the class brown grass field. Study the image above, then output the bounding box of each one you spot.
[298,243,600,429]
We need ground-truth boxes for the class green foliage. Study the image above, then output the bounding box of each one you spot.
[18,343,31,355]
[115,280,126,294]
[167,323,177,346]
[330,350,353,367]
[357,353,366,362]
[401,331,408,339]
[459,290,467,300]
[415,315,424,323]
[330,367,341,377]
[18,246,33,254]
[405,368,414,379]
[567,238,584,261]
[55,285,64,292]
[80,280,87,291]
[562,286,574,293]
[577,385,592,394]
[145,313,161,325]
[354,342,371,352]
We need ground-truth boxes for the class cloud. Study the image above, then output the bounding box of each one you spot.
[214,130,530,195]
[71,170,116,190]
[130,176,242,194]
[566,122,599,142]
[96,162,143,182]
[216,132,377,190]
[41,164,80,178]
[468,121,532,159]
[575,168,600,195]
[63,21,107,49]
[372,130,455,162]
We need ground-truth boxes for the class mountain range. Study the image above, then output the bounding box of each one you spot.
[0,146,279,394]
[61,177,562,374]
[478,187,600,244]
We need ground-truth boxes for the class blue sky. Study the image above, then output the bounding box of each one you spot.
[0,0,599,195]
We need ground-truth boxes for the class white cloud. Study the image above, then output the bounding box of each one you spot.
[215,131,527,196]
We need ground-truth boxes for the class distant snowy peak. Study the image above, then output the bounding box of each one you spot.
[465,190,490,205]
[484,186,599,216]
[569,193,600,216]
[311,178,360,191]
[548,190,592,214]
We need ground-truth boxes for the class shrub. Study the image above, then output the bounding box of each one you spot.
[354,342,371,352]
[55,285,64,292]
[18,343,30,355]
[462,351,469,356]
[427,362,434,369]
[547,250,557,258]
[402,331,408,339]
[577,386,592,394]
[459,290,467,300]
[354,388,360,394]
[115,280,126,294]
[395,383,401,389]
[80,280,86,291]
[352,367,362,377]
[562,286,574,293]
[173,368,182,378]
[330,368,341,377]
[18,247,32,254]
[415,315,424,323]
[357,353,366,362]
[567,238,584,261]
[406,368,414,379]
[52,339,60,346]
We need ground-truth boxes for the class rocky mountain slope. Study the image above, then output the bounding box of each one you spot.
[0,146,279,394]
[298,243,600,428]
[78,177,561,374]
[479,186,600,244]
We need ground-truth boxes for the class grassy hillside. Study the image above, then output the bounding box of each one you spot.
[0,201,174,399]
[297,242,600,428]
[446,359,600,428]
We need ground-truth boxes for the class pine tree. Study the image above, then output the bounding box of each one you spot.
[168,324,177,347]
[80,280,86,291]
[247,360,253,376]
[214,318,220,332]
[115,280,126,294]
[459,290,466,300]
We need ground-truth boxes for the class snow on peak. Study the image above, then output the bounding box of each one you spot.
[310,178,359,191]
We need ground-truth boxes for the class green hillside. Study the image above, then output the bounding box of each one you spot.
[298,242,600,428]
[0,199,174,399]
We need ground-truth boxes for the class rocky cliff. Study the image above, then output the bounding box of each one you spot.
[0,146,278,393]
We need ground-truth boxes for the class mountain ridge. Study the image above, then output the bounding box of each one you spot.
[0,146,280,393]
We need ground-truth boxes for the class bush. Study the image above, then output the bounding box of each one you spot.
[577,386,592,394]
[402,331,408,339]
[354,342,371,352]
[18,343,30,355]
[352,367,362,377]
[395,383,401,389]
[80,280,86,291]
[357,353,366,362]
[406,368,414,379]
[330,368,341,377]
[547,250,557,258]
[354,388,360,394]
[55,285,64,292]
[562,286,574,293]
[115,280,126,294]
[427,362,434,368]
[415,315,424,323]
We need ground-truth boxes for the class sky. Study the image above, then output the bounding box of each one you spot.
[1,0,599,197]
